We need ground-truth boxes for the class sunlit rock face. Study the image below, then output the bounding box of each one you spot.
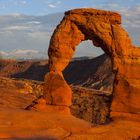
[45,8,140,114]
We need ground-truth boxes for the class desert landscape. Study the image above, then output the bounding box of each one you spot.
[0,7,140,140]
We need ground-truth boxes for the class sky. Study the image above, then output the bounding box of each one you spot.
[0,0,140,59]
[0,0,139,15]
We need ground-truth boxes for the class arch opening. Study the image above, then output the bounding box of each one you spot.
[63,39,114,94]
[73,40,104,58]
[61,37,115,124]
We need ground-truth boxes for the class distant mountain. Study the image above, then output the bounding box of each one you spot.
[0,54,114,93]
[0,49,47,60]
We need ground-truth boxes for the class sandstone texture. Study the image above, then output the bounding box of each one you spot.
[0,77,110,124]
[46,8,140,114]
[44,71,72,106]
[1,108,139,140]
[0,77,140,140]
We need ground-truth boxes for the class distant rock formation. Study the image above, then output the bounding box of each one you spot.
[45,8,140,114]
[0,54,114,93]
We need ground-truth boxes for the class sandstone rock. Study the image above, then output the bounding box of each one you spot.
[44,71,72,106]
[46,8,140,114]
[0,77,111,124]
[25,97,47,111]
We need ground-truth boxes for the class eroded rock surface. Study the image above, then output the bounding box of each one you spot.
[44,71,72,106]
[0,77,111,124]
[45,8,140,114]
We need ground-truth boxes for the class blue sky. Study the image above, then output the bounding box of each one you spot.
[0,0,140,59]
[0,0,139,15]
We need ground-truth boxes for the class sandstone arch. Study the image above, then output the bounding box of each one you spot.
[44,8,140,114]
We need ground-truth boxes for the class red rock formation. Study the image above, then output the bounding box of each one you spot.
[45,8,140,114]
[44,71,71,106]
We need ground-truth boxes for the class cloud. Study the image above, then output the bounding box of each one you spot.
[10,49,38,54]
[0,6,139,59]
[48,4,57,8]
[120,6,140,46]
[0,13,63,53]
[3,25,30,31]
[28,31,51,41]
[93,2,140,47]
[46,0,61,8]
[0,49,47,59]
[7,12,22,17]
[122,5,140,26]
[27,21,40,24]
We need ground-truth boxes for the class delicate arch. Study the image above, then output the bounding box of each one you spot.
[44,8,140,114]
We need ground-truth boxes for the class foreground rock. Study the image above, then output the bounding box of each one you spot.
[0,77,111,124]
[44,71,72,107]
[46,8,140,114]
[0,78,140,140]
[0,108,140,140]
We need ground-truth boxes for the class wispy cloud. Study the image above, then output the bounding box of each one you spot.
[3,25,30,31]
[27,21,41,25]
[0,13,63,53]
[0,1,139,57]
[48,4,57,8]
[0,49,47,59]
[28,31,51,40]
[46,0,61,9]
